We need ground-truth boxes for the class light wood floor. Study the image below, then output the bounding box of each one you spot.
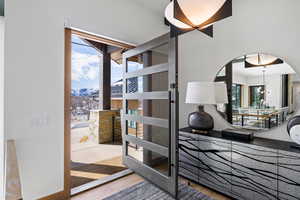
[71,174,231,200]
[181,178,231,200]
[71,174,143,200]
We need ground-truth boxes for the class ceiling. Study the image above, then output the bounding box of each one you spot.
[124,0,170,45]
[131,0,169,15]
[233,61,296,77]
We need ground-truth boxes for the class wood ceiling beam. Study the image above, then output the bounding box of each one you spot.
[107,46,121,54]
[71,29,135,49]
[82,39,104,54]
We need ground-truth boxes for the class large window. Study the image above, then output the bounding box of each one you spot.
[249,85,265,108]
[232,84,242,109]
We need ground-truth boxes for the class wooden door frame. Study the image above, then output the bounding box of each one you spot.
[40,28,135,200]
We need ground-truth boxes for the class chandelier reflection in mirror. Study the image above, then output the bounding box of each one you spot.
[215,53,299,132]
[245,53,283,68]
[165,0,232,37]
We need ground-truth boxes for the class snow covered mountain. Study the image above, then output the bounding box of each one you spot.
[71,88,99,96]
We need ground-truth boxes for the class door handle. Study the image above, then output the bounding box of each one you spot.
[168,90,172,176]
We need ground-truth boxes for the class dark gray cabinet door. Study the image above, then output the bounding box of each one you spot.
[179,132,199,183]
[278,150,300,200]
[231,142,278,200]
[197,135,232,196]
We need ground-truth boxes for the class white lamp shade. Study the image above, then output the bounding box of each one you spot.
[215,82,228,104]
[246,54,277,66]
[165,1,191,29]
[165,0,227,29]
[186,82,216,104]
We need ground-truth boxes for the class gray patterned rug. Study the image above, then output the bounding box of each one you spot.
[103,181,214,200]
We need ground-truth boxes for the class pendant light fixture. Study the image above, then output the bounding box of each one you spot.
[261,67,266,95]
[165,0,232,37]
[245,53,284,68]
[246,53,277,66]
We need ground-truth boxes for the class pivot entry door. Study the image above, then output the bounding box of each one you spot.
[122,33,178,198]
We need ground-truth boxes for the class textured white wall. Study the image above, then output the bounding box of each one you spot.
[178,0,300,141]
[4,0,168,199]
[233,73,247,85]
[0,16,4,200]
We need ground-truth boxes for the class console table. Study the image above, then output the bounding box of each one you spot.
[179,127,300,200]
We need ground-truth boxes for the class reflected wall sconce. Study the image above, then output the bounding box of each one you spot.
[165,0,232,37]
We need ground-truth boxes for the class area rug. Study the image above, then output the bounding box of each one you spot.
[103,181,214,200]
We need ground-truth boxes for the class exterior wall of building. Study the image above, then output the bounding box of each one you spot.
[111,99,140,110]
[90,110,122,144]
[111,99,143,139]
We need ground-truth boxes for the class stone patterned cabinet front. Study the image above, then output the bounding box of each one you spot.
[278,150,300,200]
[197,135,232,196]
[179,132,199,183]
[231,142,278,200]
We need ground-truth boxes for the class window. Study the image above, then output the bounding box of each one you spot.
[232,84,242,109]
[249,85,265,108]
[127,110,137,128]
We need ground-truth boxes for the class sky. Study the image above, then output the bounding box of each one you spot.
[72,35,142,90]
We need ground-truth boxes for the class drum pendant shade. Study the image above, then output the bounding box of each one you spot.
[165,0,227,29]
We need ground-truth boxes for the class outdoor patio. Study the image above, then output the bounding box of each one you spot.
[70,125,125,188]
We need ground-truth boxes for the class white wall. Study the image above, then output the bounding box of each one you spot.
[0,16,4,200]
[241,86,249,108]
[4,0,168,199]
[233,73,247,85]
[179,0,300,141]
[5,0,300,199]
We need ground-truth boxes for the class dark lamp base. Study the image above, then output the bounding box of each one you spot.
[188,105,214,131]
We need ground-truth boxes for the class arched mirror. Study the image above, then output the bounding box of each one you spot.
[215,53,300,132]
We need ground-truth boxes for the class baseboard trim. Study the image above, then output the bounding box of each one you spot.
[71,169,133,196]
[38,190,68,200]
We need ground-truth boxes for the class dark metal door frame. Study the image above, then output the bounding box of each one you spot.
[122,33,178,198]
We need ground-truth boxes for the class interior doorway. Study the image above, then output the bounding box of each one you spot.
[65,28,135,196]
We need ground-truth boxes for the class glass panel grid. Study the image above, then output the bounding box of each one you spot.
[126,142,169,176]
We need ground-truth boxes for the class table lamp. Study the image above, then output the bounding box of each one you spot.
[215,82,229,119]
[215,82,228,104]
[185,82,216,133]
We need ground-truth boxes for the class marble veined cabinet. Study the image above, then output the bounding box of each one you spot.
[179,128,300,200]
